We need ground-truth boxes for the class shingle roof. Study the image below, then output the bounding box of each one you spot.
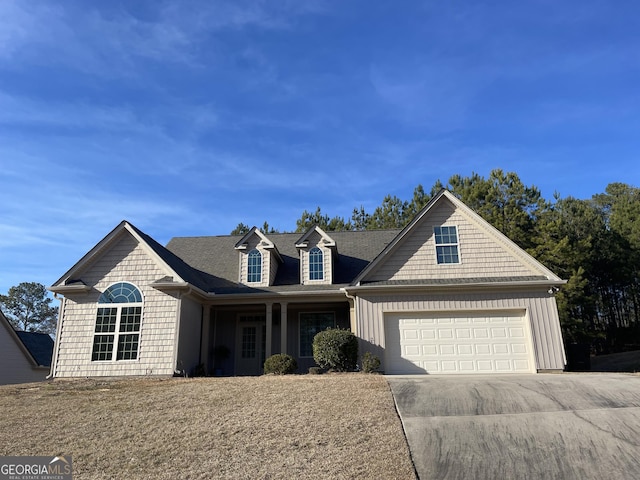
[127,223,224,291]
[15,331,54,367]
[166,229,401,294]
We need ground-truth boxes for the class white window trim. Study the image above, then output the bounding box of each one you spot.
[298,311,336,358]
[247,249,263,283]
[92,282,144,363]
[307,247,325,282]
[434,224,462,265]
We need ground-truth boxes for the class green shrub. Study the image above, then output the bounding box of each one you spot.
[312,328,358,372]
[263,354,297,375]
[361,352,381,373]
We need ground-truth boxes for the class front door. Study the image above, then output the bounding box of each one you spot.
[236,319,266,375]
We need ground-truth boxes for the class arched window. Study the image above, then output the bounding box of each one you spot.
[92,282,142,362]
[247,249,262,283]
[309,247,324,281]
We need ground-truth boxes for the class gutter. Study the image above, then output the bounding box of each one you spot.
[343,279,567,294]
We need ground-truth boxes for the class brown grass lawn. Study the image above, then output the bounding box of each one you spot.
[0,375,416,479]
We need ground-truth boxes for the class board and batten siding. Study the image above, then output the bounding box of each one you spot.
[53,234,180,377]
[355,289,566,371]
[366,198,538,282]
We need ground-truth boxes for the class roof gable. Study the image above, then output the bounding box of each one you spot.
[0,309,43,367]
[234,227,283,263]
[50,221,213,295]
[295,226,337,249]
[354,190,563,285]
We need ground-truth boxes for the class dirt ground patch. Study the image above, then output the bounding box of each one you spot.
[0,375,416,479]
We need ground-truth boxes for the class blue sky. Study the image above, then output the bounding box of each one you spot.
[1,0,639,294]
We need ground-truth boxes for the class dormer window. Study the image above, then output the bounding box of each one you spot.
[434,225,460,264]
[247,249,262,283]
[309,247,324,281]
[295,226,337,285]
[234,228,282,287]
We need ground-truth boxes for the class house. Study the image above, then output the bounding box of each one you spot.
[48,190,566,377]
[0,309,54,384]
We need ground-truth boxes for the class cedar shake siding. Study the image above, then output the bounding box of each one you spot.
[364,197,538,283]
[52,234,179,377]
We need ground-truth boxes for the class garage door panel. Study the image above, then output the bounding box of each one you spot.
[439,329,453,339]
[512,343,527,354]
[385,311,535,375]
[403,329,419,340]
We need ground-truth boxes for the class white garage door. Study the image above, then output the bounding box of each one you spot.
[384,311,536,374]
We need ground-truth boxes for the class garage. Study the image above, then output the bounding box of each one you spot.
[384,310,536,374]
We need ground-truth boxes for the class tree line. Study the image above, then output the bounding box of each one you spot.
[233,169,640,353]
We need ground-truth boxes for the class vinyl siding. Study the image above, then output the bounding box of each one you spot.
[355,288,566,371]
[175,297,203,375]
[0,321,47,384]
[53,233,179,377]
[239,236,276,287]
[366,198,539,282]
[300,231,332,285]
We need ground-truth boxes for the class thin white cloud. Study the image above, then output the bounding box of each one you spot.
[0,0,328,75]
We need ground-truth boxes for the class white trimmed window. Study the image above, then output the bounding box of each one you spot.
[308,247,324,281]
[92,282,142,361]
[299,312,335,357]
[434,225,460,264]
[247,249,262,283]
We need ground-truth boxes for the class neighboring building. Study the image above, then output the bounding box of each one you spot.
[0,309,54,384]
[48,190,566,377]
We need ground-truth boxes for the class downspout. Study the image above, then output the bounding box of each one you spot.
[172,291,183,375]
[341,288,359,336]
[172,286,194,376]
[47,293,66,380]
[198,304,204,369]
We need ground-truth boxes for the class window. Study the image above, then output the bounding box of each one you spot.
[299,312,335,357]
[434,225,460,264]
[92,282,142,361]
[247,249,262,283]
[308,247,324,281]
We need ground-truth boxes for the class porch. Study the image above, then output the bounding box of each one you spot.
[200,300,352,375]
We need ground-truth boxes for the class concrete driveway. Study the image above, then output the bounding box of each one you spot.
[387,374,640,480]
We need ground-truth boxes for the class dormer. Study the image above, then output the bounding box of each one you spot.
[295,226,337,285]
[234,227,283,287]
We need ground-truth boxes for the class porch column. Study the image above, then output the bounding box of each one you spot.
[265,303,273,358]
[280,302,288,354]
[200,305,212,375]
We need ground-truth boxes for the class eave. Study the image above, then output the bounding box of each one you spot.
[344,278,567,294]
[49,283,92,295]
[151,281,210,301]
[203,288,348,305]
